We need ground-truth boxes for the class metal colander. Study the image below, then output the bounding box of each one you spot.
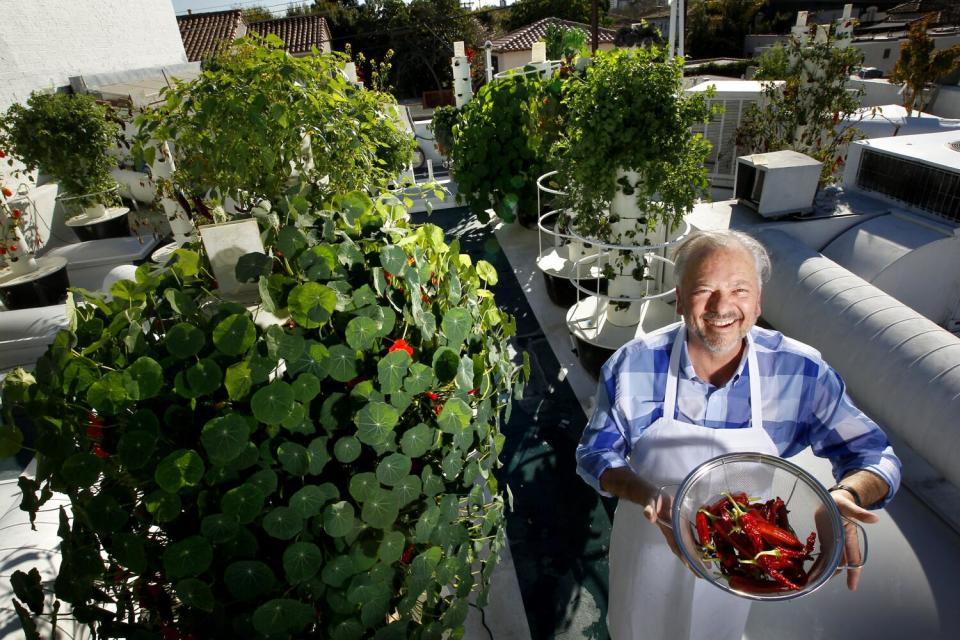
[668,452,865,602]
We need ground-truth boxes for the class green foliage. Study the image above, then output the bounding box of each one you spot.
[451,71,550,225]
[890,17,960,115]
[242,6,275,22]
[0,92,120,209]
[134,35,414,212]
[555,47,713,240]
[3,187,525,638]
[684,59,750,78]
[428,105,460,156]
[502,0,602,33]
[736,29,865,182]
[751,44,788,79]
[686,0,766,60]
[543,23,588,61]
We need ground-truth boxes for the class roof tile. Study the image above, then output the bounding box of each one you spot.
[177,10,246,62]
[248,15,332,55]
[491,17,617,53]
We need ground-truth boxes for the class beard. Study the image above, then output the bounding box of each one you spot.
[689,313,747,354]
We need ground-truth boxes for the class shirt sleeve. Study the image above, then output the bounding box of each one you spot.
[576,352,632,497]
[805,362,902,508]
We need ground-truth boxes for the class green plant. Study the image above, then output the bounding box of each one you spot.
[0,92,121,211]
[555,47,713,240]
[428,106,460,157]
[134,35,414,214]
[2,186,526,639]
[543,24,587,61]
[451,72,549,225]
[890,17,960,115]
[735,26,865,182]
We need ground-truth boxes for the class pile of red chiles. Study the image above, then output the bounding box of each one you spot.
[695,492,817,593]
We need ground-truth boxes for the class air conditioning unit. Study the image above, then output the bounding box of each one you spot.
[734,150,822,218]
[844,131,960,225]
[686,80,782,188]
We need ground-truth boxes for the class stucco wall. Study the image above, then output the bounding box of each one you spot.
[0,0,187,111]
[495,43,616,73]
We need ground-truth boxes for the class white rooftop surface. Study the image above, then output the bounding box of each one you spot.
[686,79,779,94]
[855,129,960,171]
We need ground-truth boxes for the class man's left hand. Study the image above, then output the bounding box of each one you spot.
[831,491,880,591]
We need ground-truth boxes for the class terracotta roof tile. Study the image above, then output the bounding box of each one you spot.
[177,10,246,62]
[491,17,617,53]
[248,15,333,55]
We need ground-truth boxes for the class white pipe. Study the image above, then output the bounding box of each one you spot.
[678,0,685,59]
[668,0,677,60]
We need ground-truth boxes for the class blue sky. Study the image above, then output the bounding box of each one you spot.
[170,0,509,17]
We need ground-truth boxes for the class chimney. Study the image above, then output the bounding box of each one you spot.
[187,9,192,14]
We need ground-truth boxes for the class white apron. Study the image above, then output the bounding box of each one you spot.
[607,327,778,640]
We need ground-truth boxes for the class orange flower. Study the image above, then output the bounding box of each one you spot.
[0,149,6,158]
[1,186,12,198]
[388,338,414,357]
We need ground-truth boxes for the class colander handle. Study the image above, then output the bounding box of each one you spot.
[654,483,679,529]
[835,517,868,570]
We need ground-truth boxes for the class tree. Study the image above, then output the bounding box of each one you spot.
[502,0,602,33]
[890,17,960,115]
[686,0,766,60]
[242,5,274,22]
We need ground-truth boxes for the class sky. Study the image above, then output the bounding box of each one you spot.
[170,0,510,17]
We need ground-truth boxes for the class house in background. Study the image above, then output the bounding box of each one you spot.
[176,9,332,62]
[490,17,618,73]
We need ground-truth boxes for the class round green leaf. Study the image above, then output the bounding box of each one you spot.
[288,282,336,329]
[378,531,405,564]
[283,541,323,583]
[393,475,422,507]
[280,402,307,431]
[442,450,464,480]
[108,533,146,574]
[225,560,276,601]
[221,484,265,524]
[163,536,212,579]
[248,468,278,496]
[165,322,205,359]
[155,449,204,493]
[117,430,157,469]
[321,555,356,588]
[251,380,294,424]
[349,472,380,503]
[126,356,163,399]
[327,344,358,382]
[361,488,400,529]
[333,436,360,463]
[441,308,472,347]
[85,493,128,533]
[225,361,253,400]
[377,350,411,395]
[403,363,434,395]
[376,453,412,487]
[263,506,304,540]
[268,329,305,362]
[61,452,103,486]
[400,423,435,458]
[176,578,214,612]
[437,398,472,434]
[323,501,356,538]
[144,490,181,522]
[307,437,331,475]
[476,260,498,285]
[332,620,364,640]
[175,358,222,398]
[235,251,273,283]
[289,483,336,519]
[277,441,310,476]
[379,245,407,275]
[85,372,133,415]
[345,316,379,351]
[201,414,250,465]
[201,513,239,543]
[291,373,321,402]
[278,225,308,258]
[432,347,460,384]
[356,402,399,445]
[213,313,256,356]
[252,599,314,636]
[287,341,330,380]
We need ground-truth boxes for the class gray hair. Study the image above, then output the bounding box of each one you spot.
[672,230,771,289]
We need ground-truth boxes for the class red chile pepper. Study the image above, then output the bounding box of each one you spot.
[729,574,795,593]
[804,531,817,556]
[696,510,711,547]
[741,510,803,549]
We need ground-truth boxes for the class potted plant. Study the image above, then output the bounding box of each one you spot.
[0,91,123,235]
[428,105,459,158]
[2,185,526,639]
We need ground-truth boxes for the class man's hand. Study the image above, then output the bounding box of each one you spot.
[831,490,879,591]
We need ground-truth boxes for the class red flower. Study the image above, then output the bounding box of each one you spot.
[87,424,104,439]
[8,244,16,252]
[11,208,22,219]
[0,248,5,255]
[467,388,479,396]
[389,338,413,357]
[1,186,12,198]
[401,544,415,564]
[0,149,6,158]
[424,390,439,401]
[93,445,109,459]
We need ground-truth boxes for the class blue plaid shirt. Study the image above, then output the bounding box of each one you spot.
[576,323,901,507]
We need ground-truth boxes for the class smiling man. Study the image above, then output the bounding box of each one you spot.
[575,229,901,640]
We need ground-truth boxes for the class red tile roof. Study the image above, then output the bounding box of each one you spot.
[248,15,333,55]
[177,10,246,62]
[491,17,617,53]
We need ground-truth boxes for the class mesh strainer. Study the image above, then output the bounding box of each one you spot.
[667,452,866,602]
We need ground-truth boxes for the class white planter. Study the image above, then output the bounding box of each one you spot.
[84,203,107,219]
[162,197,196,245]
[198,219,265,301]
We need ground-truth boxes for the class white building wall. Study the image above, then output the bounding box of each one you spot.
[495,43,616,73]
[0,0,187,111]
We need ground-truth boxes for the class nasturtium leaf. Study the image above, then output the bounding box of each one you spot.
[108,533,146,574]
[301,244,336,280]
[248,352,278,384]
[476,260,498,285]
[248,468,278,496]
[115,429,157,469]
[144,490,181,522]
[336,190,374,224]
[291,373,321,403]
[251,380,294,424]
[222,361,252,400]
[377,350,410,395]
[278,225,308,258]
[154,449,204,493]
[379,245,407,275]
[307,437,330,475]
[456,355,474,391]
[441,450,464,480]
[333,436,360,463]
[85,493,127,533]
[376,306,396,337]
[283,541,323,584]
[422,468,445,498]
[352,284,377,309]
[345,316,379,351]
[361,488,399,529]
[201,414,250,465]
[288,282,337,329]
[201,513,239,543]
[252,599,314,637]
[432,347,460,384]
[289,484,334,519]
[225,560,276,601]
[280,402,306,431]
[235,251,273,283]
[327,344,358,382]
[400,423,435,458]
[376,453,411,487]
[221,484,265,524]
[360,593,392,628]
[393,475,422,507]
[175,578,214,612]
[287,341,330,380]
[349,472,380,503]
[267,328,305,362]
[163,536,212,579]
[404,363,434,395]
[277,441,310,476]
[320,392,346,431]
[125,356,162,399]
[378,530,405,564]
[321,555,356,588]
[414,303,436,340]
[177,358,222,398]
[263,506,304,540]
[441,308,472,347]
[85,371,133,415]
[441,599,469,629]
[213,314,256,356]
[356,402,399,445]
[454,427,474,451]
[415,504,439,543]
[437,398,472,434]
[165,322,205,359]
[323,501,356,538]
[164,287,197,316]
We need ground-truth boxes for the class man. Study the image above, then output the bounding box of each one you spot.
[575,229,900,640]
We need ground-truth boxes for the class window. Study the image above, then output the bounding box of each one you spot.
[883,48,891,59]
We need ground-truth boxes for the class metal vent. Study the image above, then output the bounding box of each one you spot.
[856,149,960,223]
[949,141,960,153]
[690,97,756,183]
